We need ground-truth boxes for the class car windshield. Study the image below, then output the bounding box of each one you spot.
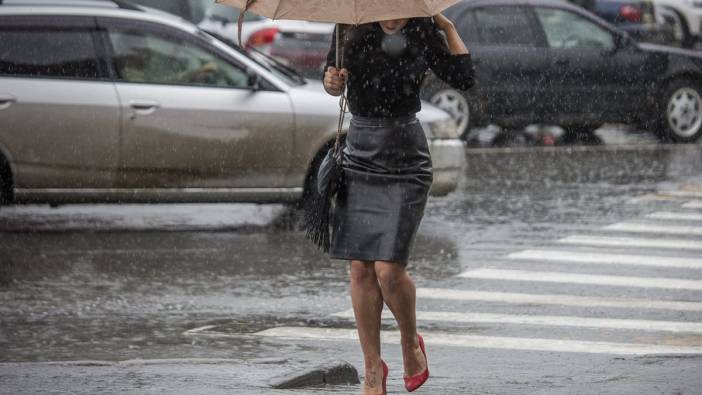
[248,48,307,86]
[198,30,307,86]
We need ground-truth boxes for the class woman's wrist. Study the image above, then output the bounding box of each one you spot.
[439,22,455,33]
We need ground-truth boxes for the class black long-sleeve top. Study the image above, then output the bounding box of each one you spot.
[324,18,475,118]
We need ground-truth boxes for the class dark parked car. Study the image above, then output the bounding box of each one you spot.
[421,0,702,142]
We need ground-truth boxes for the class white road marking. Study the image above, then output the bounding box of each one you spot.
[647,212,702,221]
[182,325,218,336]
[253,327,702,355]
[415,288,702,311]
[457,268,702,290]
[558,235,702,251]
[604,222,702,236]
[658,191,702,198]
[507,249,702,269]
[683,200,702,209]
[50,248,219,255]
[330,309,702,333]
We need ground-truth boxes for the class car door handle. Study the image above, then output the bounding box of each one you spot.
[129,100,160,110]
[0,94,17,110]
[128,100,160,119]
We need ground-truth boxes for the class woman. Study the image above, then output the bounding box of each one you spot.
[323,13,475,395]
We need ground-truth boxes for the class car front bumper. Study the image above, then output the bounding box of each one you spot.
[428,139,465,196]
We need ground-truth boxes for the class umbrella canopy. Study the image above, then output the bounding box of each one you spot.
[215,0,459,25]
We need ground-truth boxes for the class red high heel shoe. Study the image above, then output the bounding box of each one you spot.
[403,333,429,392]
[381,359,389,395]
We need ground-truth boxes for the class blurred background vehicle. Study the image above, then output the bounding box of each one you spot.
[200,13,334,79]
[128,0,334,78]
[0,0,463,206]
[653,0,702,49]
[196,1,272,48]
[128,0,210,24]
[569,0,675,44]
[421,0,702,143]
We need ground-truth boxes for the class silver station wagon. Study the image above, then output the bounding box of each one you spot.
[0,0,465,205]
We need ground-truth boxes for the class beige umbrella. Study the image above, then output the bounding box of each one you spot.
[216,0,458,24]
[216,0,459,50]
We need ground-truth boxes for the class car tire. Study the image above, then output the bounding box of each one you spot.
[426,87,473,140]
[0,154,13,206]
[658,79,702,143]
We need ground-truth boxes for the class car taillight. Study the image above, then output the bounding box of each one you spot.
[619,5,642,23]
[246,27,279,48]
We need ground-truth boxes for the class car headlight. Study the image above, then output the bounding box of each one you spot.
[428,118,459,139]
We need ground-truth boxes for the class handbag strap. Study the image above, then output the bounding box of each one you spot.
[334,24,349,161]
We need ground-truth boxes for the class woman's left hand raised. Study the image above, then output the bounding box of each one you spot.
[433,13,454,32]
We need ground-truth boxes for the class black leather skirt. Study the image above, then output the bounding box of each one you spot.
[330,114,433,265]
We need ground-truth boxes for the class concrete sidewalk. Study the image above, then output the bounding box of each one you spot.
[2,347,701,394]
[0,358,357,395]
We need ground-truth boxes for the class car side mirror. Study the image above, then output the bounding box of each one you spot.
[246,69,261,91]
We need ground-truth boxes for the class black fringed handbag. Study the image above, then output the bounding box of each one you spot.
[302,24,349,252]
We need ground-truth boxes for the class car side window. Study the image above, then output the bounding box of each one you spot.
[473,6,539,47]
[454,11,479,44]
[108,27,249,88]
[535,7,615,49]
[0,27,100,79]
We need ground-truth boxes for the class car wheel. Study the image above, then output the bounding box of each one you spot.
[659,79,702,143]
[0,154,13,206]
[429,88,471,139]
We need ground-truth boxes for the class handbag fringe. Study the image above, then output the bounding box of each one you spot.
[302,182,334,252]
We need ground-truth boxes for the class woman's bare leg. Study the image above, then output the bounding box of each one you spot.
[349,260,385,394]
[374,261,426,377]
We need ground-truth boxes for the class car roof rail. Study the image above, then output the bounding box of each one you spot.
[0,0,142,11]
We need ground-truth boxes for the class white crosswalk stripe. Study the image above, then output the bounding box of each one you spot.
[458,268,702,290]
[254,327,702,355]
[558,235,702,250]
[414,288,702,311]
[506,249,702,269]
[647,212,702,221]
[330,309,702,333]
[683,200,702,209]
[658,190,702,198]
[604,222,702,236]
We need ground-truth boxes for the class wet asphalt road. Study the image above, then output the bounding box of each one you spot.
[1,130,702,394]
